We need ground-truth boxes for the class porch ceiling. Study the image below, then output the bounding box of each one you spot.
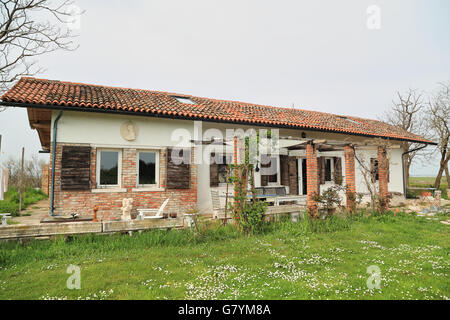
[27,107,52,151]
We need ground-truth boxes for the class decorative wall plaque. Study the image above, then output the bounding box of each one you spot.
[120,121,138,141]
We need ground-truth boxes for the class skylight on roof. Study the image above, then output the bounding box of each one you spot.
[339,116,360,125]
[172,96,196,104]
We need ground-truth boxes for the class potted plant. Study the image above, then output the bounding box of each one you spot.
[312,185,343,218]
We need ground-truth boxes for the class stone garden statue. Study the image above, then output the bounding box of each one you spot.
[121,198,133,221]
[434,190,441,208]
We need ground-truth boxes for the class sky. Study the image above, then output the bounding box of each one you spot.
[0,0,449,176]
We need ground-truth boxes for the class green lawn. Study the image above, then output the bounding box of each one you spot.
[409,176,449,199]
[0,187,47,216]
[0,212,448,300]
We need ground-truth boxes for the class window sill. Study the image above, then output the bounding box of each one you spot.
[92,188,127,193]
[132,187,165,192]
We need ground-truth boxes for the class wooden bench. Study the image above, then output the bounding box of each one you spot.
[265,204,305,222]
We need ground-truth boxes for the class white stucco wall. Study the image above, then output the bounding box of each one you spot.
[52,110,195,148]
[52,110,405,213]
[353,146,404,205]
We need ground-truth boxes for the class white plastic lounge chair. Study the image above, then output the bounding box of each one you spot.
[137,198,170,220]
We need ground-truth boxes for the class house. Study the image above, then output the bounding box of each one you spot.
[0,77,434,219]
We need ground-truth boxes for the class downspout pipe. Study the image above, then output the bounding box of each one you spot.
[50,111,63,216]
[402,144,428,197]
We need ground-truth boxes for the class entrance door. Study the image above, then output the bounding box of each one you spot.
[297,158,307,195]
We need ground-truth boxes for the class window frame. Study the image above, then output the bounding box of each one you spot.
[172,96,196,105]
[324,157,334,182]
[96,148,122,188]
[136,150,160,187]
[260,154,280,185]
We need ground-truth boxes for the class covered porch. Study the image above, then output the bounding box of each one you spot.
[205,135,392,217]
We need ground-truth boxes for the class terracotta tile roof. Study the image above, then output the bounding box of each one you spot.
[1,77,433,144]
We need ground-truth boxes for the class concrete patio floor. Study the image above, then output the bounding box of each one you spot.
[10,199,49,225]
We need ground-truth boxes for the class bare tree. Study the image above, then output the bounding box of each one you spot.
[0,0,81,109]
[5,154,45,188]
[380,89,426,188]
[353,139,392,213]
[425,82,450,189]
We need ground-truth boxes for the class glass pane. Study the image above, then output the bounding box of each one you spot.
[218,164,228,183]
[325,159,332,181]
[173,96,196,104]
[100,151,118,185]
[261,155,277,183]
[139,152,156,185]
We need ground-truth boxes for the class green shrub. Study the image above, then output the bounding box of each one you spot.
[236,200,268,234]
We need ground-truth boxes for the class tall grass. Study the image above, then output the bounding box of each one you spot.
[0,187,47,216]
[267,214,352,237]
[0,223,241,266]
[0,210,419,268]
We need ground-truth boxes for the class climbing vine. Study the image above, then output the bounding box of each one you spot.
[227,134,268,234]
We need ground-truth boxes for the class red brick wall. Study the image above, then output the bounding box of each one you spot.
[51,143,197,220]
[41,164,49,195]
[306,143,319,216]
[344,145,356,212]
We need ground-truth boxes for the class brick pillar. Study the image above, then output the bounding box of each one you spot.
[306,143,319,217]
[122,148,137,192]
[378,146,389,209]
[344,145,356,212]
[41,164,49,195]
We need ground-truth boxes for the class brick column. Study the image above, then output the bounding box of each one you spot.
[344,145,356,212]
[41,164,49,195]
[306,143,319,217]
[378,146,389,208]
[122,148,137,192]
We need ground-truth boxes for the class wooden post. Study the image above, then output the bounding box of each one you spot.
[233,137,238,215]
[18,147,24,213]
[224,166,229,225]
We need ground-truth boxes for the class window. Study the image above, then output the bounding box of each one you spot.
[210,153,233,187]
[325,158,332,182]
[339,116,360,125]
[172,96,196,104]
[217,155,231,184]
[137,151,159,186]
[261,154,278,183]
[97,150,121,187]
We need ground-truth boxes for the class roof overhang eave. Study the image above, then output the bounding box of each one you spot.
[0,100,438,146]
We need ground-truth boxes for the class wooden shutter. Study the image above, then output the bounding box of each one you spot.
[61,146,91,190]
[210,152,219,187]
[288,156,298,195]
[260,154,270,187]
[166,148,191,189]
[318,157,326,185]
[280,155,289,187]
[260,173,268,186]
[333,157,343,185]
